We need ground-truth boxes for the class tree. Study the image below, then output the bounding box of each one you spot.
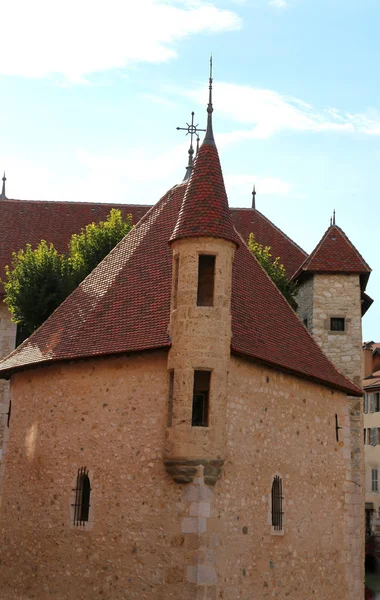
[3,209,133,336]
[3,241,73,334]
[248,233,298,310]
[69,209,133,285]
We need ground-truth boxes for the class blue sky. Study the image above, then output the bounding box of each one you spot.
[0,0,378,340]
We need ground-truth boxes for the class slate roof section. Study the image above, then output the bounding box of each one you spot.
[170,141,240,247]
[293,224,371,280]
[0,198,150,295]
[0,184,361,396]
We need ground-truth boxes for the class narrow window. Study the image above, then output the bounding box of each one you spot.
[173,255,179,310]
[197,255,215,307]
[330,317,345,332]
[167,370,174,427]
[371,428,378,446]
[271,476,283,531]
[6,399,11,428]
[303,318,308,329]
[192,370,211,427]
[72,467,91,526]
[370,394,375,413]
[376,393,380,412]
[364,429,367,444]
[364,394,369,414]
[372,469,378,493]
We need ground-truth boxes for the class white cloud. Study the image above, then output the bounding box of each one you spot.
[0,1,241,81]
[182,82,380,140]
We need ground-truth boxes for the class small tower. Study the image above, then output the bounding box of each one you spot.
[294,220,371,387]
[164,59,239,485]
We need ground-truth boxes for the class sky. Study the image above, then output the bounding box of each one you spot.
[0,0,378,340]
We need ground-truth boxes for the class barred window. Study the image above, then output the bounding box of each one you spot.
[72,467,91,526]
[372,469,378,493]
[271,476,283,531]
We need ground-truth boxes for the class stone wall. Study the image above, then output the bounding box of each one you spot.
[0,350,360,599]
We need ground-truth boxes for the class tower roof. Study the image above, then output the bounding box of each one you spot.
[293,224,371,282]
[170,141,239,246]
[170,57,239,247]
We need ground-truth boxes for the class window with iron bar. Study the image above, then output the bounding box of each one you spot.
[271,475,284,531]
[372,469,378,493]
[72,467,91,526]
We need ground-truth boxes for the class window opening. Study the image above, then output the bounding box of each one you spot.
[330,317,345,332]
[271,476,283,531]
[6,399,11,428]
[364,429,367,444]
[335,414,343,442]
[364,394,369,414]
[167,371,174,427]
[303,318,308,329]
[72,467,91,526]
[192,370,211,427]
[197,255,215,307]
[375,393,380,412]
[372,469,378,493]
[371,428,378,446]
[370,394,375,413]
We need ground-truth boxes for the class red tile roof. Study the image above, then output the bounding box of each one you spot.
[230,208,307,277]
[0,183,361,396]
[293,224,371,280]
[0,198,150,296]
[170,141,239,247]
[0,199,307,294]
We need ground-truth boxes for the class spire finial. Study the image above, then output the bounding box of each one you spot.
[333,209,336,225]
[204,54,215,145]
[176,112,205,181]
[252,184,256,209]
[1,172,6,199]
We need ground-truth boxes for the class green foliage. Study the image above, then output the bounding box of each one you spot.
[69,209,133,285]
[3,241,73,334]
[248,233,298,310]
[2,209,133,336]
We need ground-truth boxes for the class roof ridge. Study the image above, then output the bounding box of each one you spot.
[0,197,153,208]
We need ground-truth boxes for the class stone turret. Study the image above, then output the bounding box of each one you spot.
[164,72,239,486]
[294,223,371,387]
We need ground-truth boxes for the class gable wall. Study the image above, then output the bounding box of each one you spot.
[0,350,359,599]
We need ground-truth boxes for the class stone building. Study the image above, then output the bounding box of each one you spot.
[362,342,380,533]
[0,87,371,599]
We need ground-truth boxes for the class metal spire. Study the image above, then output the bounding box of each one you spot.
[252,184,256,209]
[333,209,336,225]
[204,54,215,145]
[1,172,6,199]
[176,112,205,181]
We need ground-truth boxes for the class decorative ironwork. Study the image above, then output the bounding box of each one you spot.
[72,467,91,526]
[176,112,205,180]
[271,475,283,530]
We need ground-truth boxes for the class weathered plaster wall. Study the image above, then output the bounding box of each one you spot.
[0,350,360,600]
[0,302,16,463]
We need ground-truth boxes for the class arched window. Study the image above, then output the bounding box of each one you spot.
[72,467,91,526]
[271,476,283,531]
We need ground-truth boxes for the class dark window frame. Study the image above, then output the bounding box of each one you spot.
[271,475,284,531]
[330,317,345,332]
[192,370,211,427]
[72,467,91,526]
[197,255,216,307]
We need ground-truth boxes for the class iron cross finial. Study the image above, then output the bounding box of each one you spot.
[176,112,206,181]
